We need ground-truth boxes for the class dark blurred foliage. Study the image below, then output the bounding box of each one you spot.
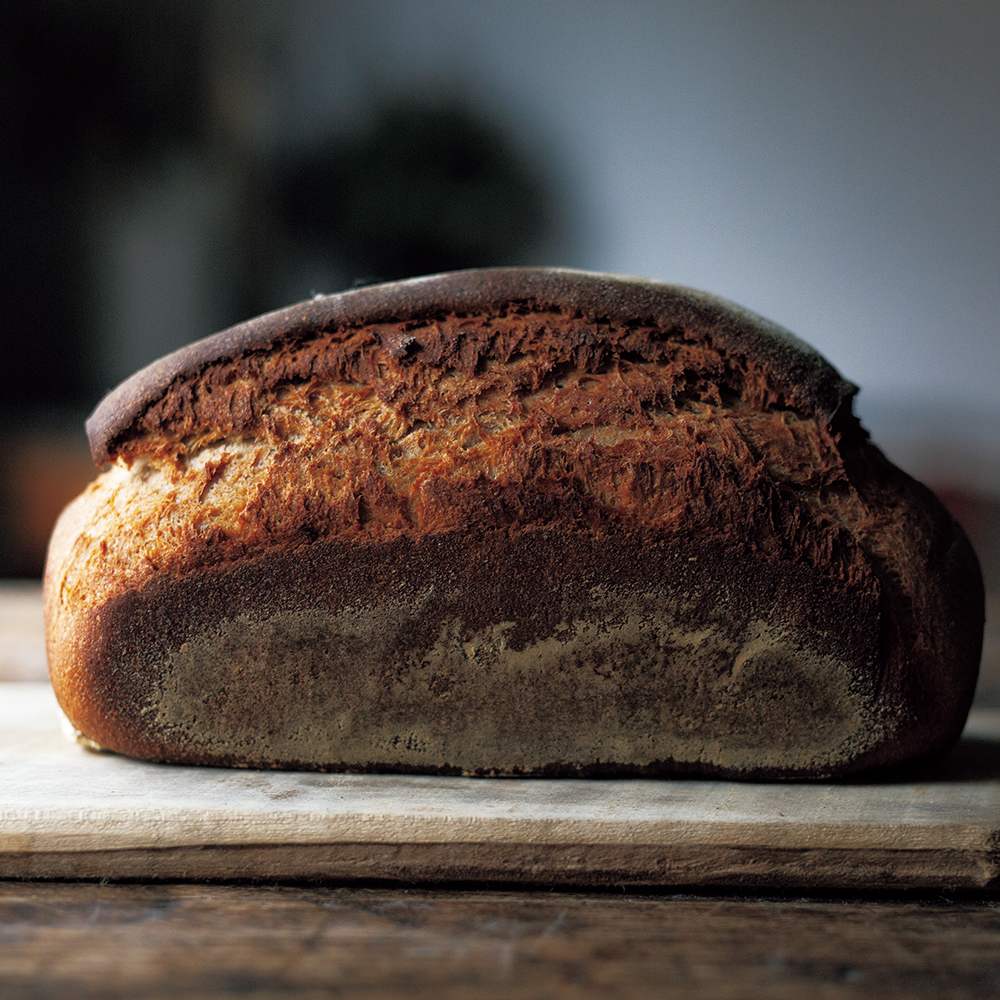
[275,98,552,284]
[0,0,208,413]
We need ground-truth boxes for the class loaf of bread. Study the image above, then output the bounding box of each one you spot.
[44,268,984,778]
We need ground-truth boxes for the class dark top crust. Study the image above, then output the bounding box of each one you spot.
[86,268,857,465]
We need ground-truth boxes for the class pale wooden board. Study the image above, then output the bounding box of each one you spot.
[0,682,997,889]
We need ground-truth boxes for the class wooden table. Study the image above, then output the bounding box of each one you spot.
[2,581,998,998]
[1,881,998,999]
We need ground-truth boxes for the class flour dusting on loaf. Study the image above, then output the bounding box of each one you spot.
[44,268,984,778]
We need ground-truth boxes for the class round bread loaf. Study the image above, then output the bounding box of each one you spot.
[44,268,984,778]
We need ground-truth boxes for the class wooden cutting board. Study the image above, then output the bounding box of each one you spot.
[0,682,997,890]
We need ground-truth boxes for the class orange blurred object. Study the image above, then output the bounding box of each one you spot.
[2,432,98,578]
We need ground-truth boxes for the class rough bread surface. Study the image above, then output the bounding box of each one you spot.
[44,268,984,778]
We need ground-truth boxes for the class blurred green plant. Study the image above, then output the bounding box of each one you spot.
[275,96,552,283]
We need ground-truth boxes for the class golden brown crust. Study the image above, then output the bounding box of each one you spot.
[45,269,984,778]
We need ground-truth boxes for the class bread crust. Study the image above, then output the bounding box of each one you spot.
[86,268,855,464]
[45,268,984,778]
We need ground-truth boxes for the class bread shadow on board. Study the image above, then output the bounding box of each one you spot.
[836,734,1000,786]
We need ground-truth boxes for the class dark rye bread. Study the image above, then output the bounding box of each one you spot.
[44,268,984,779]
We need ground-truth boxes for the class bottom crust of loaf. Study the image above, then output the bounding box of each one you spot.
[45,522,975,780]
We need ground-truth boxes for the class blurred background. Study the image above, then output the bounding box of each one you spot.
[0,0,996,696]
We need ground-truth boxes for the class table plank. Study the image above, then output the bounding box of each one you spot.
[1,683,997,889]
[1,882,998,1000]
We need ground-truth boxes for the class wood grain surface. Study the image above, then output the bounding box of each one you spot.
[1,682,998,889]
[0,881,998,999]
